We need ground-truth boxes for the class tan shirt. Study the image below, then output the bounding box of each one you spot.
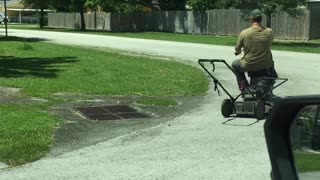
[235,26,274,71]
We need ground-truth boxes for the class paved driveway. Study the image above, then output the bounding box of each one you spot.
[0,29,319,180]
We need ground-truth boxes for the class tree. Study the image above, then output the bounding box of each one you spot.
[98,0,145,13]
[98,0,187,13]
[50,0,86,30]
[51,0,72,12]
[20,0,51,28]
[158,0,187,10]
[86,0,99,11]
[86,0,99,29]
[187,0,218,11]
[71,0,87,31]
[233,0,307,28]
[187,0,233,11]
[186,0,307,27]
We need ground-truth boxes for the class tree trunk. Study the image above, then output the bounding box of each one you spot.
[39,8,44,29]
[80,9,85,31]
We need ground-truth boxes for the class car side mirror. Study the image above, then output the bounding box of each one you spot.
[291,105,320,180]
[264,96,320,180]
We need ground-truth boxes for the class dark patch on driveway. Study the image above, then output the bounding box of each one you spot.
[48,94,206,157]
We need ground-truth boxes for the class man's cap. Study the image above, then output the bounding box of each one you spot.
[250,9,262,18]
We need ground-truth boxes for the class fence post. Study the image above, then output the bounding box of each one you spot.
[311,105,320,149]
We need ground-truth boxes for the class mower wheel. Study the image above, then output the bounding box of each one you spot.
[255,100,265,120]
[221,99,233,117]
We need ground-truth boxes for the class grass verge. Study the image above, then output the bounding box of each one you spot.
[0,36,208,165]
[136,98,178,106]
[0,36,208,98]
[5,24,320,54]
[295,152,320,172]
[0,104,62,166]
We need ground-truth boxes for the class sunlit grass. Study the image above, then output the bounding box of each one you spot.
[0,37,208,166]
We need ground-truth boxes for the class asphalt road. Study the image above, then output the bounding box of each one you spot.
[1,29,320,180]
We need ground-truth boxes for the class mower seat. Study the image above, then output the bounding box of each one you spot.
[245,68,276,100]
[248,68,276,86]
[248,69,270,79]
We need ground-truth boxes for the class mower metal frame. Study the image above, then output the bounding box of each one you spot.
[198,59,288,103]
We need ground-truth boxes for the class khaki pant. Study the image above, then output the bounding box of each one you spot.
[232,59,278,91]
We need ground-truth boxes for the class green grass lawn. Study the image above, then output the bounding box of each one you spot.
[0,36,208,98]
[295,152,320,173]
[0,36,208,166]
[0,104,62,166]
[5,24,320,54]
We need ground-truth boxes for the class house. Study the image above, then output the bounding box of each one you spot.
[0,0,52,23]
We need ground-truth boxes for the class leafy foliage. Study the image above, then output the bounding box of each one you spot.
[234,0,307,15]
[158,0,187,10]
[85,0,99,11]
[20,0,50,28]
[22,0,309,29]
[70,0,86,11]
[186,0,307,27]
[98,0,187,13]
[70,0,87,30]
[20,0,49,9]
[51,0,72,12]
[234,0,307,27]
[293,105,320,150]
[187,0,233,11]
[98,0,144,13]
[187,0,218,11]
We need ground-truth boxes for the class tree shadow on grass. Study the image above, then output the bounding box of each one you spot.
[0,56,79,78]
[0,36,49,42]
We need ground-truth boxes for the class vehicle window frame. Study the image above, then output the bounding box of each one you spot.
[264,95,320,180]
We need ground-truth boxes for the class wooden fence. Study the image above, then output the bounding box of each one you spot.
[271,11,310,40]
[309,5,320,39]
[48,9,315,40]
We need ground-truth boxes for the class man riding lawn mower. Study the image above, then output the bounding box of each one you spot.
[199,9,287,120]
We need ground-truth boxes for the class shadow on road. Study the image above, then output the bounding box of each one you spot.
[222,116,263,126]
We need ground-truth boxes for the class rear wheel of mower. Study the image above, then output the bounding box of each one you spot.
[255,100,265,120]
[221,99,233,117]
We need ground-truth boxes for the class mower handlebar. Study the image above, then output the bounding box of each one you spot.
[198,59,226,63]
[198,59,235,74]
